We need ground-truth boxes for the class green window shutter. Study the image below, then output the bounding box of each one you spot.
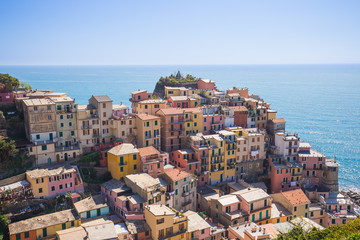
[61,123,64,127]
[62,223,66,229]
[59,132,63,137]
[175,189,178,195]
[42,145,47,151]
[60,115,63,119]
[71,131,74,136]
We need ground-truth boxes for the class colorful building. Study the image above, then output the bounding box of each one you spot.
[197,78,216,90]
[184,210,211,240]
[135,114,161,149]
[135,99,168,115]
[168,96,200,108]
[159,168,197,211]
[9,209,80,240]
[138,146,165,178]
[26,166,84,198]
[129,90,152,113]
[107,143,140,181]
[144,204,188,240]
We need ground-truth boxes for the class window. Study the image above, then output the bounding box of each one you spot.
[133,164,137,170]
[332,219,335,224]
[264,199,267,207]
[30,147,33,152]
[320,210,323,215]
[97,208,101,216]
[175,181,178,185]
[146,122,150,127]
[42,228,47,237]
[305,212,308,218]
[250,203,253,211]
[59,185,63,190]
[294,206,297,212]
[103,112,106,117]
[133,154,137,160]
[59,132,63,137]
[71,221,74,227]
[62,223,66,230]
[155,120,158,126]
[42,145,47,151]
[175,189,178,195]
[305,204,308,209]
[51,186,55,191]
[16,234,21,240]
[69,122,72,126]
[103,103,106,108]
[87,211,91,218]
[24,232,30,238]
[48,115,52,120]
[60,115,63,119]
[204,118,207,122]
[71,131,74,136]
[120,167,124,172]
[157,218,164,224]
[36,134,40,140]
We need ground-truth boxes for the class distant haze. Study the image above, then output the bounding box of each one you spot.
[0,0,359,65]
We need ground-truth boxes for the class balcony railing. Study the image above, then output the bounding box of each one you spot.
[33,138,58,145]
[81,125,92,129]
[182,199,192,206]
[93,134,102,138]
[182,192,190,197]
[55,144,80,152]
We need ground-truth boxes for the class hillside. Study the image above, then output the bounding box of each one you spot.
[152,71,199,98]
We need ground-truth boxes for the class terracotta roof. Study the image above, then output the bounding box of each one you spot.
[138,146,160,157]
[136,113,160,121]
[272,118,286,123]
[230,106,248,112]
[108,143,139,156]
[281,189,310,206]
[156,107,201,115]
[162,168,192,182]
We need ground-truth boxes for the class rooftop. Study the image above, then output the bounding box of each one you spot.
[50,96,74,103]
[9,209,77,235]
[200,78,215,83]
[178,148,195,154]
[136,113,160,121]
[125,173,160,190]
[271,203,292,218]
[131,89,147,95]
[217,195,241,206]
[280,189,311,206]
[26,166,77,179]
[229,222,270,239]
[101,179,130,193]
[23,98,54,106]
[74,194,107,213]
[138,99,166,104]
[84,220,118,239]
[125,220,151,234]
[298,149,326,158]
[233,188,270,203]
[291,217,325,231]
[91,95,112,102]
[138,146,160,157]
[161,168,192,182]
[156,107,201,115]
[107,143,139,156]
[183,211,211,232]
[145,204,175,216]
[112,104,128,110]
[272,118,286,124]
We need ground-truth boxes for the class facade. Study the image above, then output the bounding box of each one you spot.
[144,204,188,240]
[26,166,84,198]
[168,96,200,108]
[125,173,166,205]
[135,99,167,115]
[76,104,100,151]
[52,97,80,162]
[110,115,136,143]
[23,98,57,166]
[228,222,270,240]
[164,86,188,99]
[130,90,152,113]
[156,108,202,152]
[271,189,311,219]
[210,194,245,227]
[135,114,161,149]
[107,143,140,181]
[159,168,197,211]
[202,112,225,135]
[184,210,211,240]
[138,146,165,178]
[197,79,216,90]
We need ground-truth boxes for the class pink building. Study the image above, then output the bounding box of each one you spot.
[129,90,152,113]
[47,166,84,198]
[297,142,325,189]
[101,179,145,220]
[168,96,198,108]
[0,92,13,103]
[269,155,302,193]
[202,113,225,134]
[112,104,129,118]
[170,149,200,175]
[138,146,165,178]
[198,79,216,90]
[184,210,212,240]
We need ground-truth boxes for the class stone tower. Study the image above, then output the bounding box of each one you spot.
[322,157,340,192]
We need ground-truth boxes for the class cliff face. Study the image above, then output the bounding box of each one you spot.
[153,79,198,98]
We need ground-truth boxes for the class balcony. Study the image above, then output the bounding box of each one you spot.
[145,135,152,139]
[93,134,102,138]
[250,205,271,214]
[182,199,192,207]
[169,128,183,132]
[85,114,98,119]
[224,210,246,221]
[55,144,80,152]
[34,138,58,145]
[81,125,92,129]
[211,167,224,172]
[182,192,190,197]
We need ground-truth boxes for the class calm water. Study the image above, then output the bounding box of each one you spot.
[1,65,359,191]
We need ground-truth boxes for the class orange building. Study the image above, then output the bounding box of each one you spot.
[135,114,161,150]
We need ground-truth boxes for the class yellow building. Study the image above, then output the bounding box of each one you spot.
[76,104,100,151]
[8,209,80,240]
[144,204,188,240]
[135,114,161,150]
[258,203,293,225]
[107,143,140,181]
[135,99,168,115]
[110,115,137,143]
[165,86,188,98]
[183,108,203,135]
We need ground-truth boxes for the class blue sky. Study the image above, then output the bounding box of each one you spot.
[0,0,359,65]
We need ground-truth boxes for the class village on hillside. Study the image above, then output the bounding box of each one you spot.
[0,72,358,240]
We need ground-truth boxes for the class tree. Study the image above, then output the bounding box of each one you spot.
[0,139,18,163]
[19,81,32,91]
[0,74,20,92]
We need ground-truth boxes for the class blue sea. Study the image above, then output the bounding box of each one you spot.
[1,65,359,191]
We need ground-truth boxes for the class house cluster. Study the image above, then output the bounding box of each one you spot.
[3,78,358,239]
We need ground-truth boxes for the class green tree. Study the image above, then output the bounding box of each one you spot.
[0,74,20,92]
[0,139,18,163]
[19,81,32,90]
[0,212,9,240]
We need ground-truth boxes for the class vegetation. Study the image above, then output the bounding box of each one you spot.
[158,71,199,84]
[80,167,112,184]
[0,212,9,240]
[79,152,99,163]
[0,73,31,92]
[0,139,18,163]
[277,218,360,240]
